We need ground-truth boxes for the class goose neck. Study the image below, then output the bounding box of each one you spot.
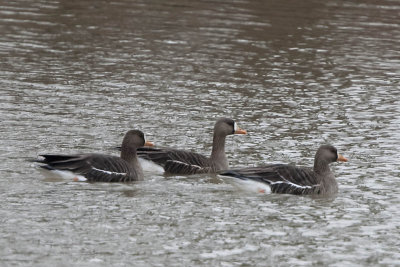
[210,134,228,169]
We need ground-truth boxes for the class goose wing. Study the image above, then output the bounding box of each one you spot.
[137,147,211,175]
[163,160,212,175]
[220,164,321,195]
[38,153,137,182]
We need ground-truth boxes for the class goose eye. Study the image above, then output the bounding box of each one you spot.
[332,149,338,159]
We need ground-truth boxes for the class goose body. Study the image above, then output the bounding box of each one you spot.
[219,145,348,195]
[138,147,216,175]
[36,130,153,182]
[137,118,247,175]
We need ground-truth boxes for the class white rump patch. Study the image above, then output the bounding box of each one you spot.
[138,158,165,174]
[39,169,87,182]
[219,175,271,194]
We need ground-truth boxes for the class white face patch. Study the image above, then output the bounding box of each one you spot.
[234,122,238,131]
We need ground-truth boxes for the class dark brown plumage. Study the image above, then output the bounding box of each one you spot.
[137,118,247,175]
[219,145,348,195]
[36,130,153,182]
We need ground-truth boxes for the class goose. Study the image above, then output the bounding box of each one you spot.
[137,118,247,175]
[219,145,348,195]
[36,130,153,182]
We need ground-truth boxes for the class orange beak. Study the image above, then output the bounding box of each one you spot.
[337,154,348,162]
[144,141,154,147]
[234,128,247,135]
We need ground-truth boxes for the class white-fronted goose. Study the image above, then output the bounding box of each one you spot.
[36,130,153,182]
[219,145,348,195]
[137,118,247,175]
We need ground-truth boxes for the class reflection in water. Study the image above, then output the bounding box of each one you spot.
[0,0,400,265]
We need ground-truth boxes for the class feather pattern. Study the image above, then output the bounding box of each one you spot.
[137,147,212,175]
[219,145,347,196]
[35,130,147,182]
[38,153,138,182]
[221,164,321,195]
[136,118,246,175]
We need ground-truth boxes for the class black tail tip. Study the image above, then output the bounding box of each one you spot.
[218,169,239,177]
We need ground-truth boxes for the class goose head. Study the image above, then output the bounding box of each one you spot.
[213,118,247,137]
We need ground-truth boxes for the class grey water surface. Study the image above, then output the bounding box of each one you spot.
[1,0,400,266]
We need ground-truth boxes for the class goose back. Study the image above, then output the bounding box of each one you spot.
[137,147,212,175]
[36,129,149,182]
[39,153,142,182]
[136,118,246,175]
[221,164,322,195]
